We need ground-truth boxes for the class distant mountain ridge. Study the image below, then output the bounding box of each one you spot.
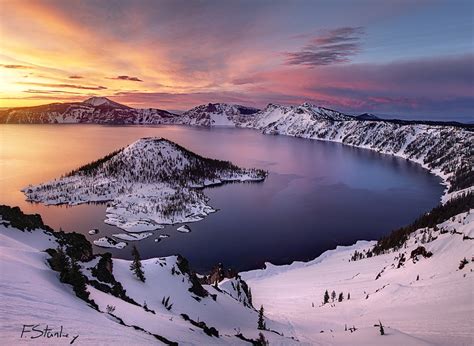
[1,97,471,128]
[0,97,174,124]
[176,103,260,127]
[355,113,380,121]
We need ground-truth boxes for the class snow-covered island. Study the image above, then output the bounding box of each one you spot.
[22,137,266,233]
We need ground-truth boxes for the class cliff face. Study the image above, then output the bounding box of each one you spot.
[176,102,473,198]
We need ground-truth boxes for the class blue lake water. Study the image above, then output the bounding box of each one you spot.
[0,124,444,272]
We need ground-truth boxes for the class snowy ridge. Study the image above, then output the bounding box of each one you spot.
[0,97,176,124]
[243,210,474,345]
[23,137,266,233]
[246,102,352,129]
[174,102,260,127]
[82,97,125,108]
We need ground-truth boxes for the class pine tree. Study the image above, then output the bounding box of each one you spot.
[331,290,336,302]
[459,257,469,270]
[52,246,70,282]
[347,292,350,300]
[324,290,330,304]
[257,305,266,330]
[130,245,146,282]
[68,260,89,301]
[338,292,344,302]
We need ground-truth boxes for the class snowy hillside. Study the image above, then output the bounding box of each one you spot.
[174,103,260,127]
[0,206,294,344]
[243,206,474,345]
[246,102,352,129]
[0,97,176,124]
[23,137,266,233]
[82,97,127,108]
[1,196,472,344]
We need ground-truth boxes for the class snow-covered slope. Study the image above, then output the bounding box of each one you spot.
[0,207,296,344]
[0,97,176,124]
[0,211,158,344]
[246,102,352,129]
[2,201,471,345]
[243,209,474,345]
[82,97,127,108]
[174,103,260,127]
[23,137,266,233]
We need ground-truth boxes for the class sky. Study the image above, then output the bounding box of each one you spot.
[0,0,473,121]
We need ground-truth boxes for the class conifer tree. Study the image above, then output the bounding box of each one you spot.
[257,332,268,345]
[130,245,146,282]
[324,290,330,304]
[52,246,70,283]
[68,260,89,301]
[347,292,350,300]
[379,320,385,335]
[338,292,344,302]
[257,305,266,330]
[331,290,336,302]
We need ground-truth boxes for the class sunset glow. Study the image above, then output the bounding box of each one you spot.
[0,0,472,120]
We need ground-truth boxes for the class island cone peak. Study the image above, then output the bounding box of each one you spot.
[23,137,266,232]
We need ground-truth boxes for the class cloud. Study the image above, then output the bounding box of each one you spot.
[108,75,143,82]
[68,75,83,79]
[231,76,262,85]
[24,89,82,95]
[215,54,474,120]
[18,82,107,90]
[1,64,32,69]
[285,27,364,67]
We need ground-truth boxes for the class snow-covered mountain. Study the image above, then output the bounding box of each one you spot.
[23,137,266,232]
[245,102,352,129]
[172,103,260,127]
[0,97,176,124]
[82,96,128,108]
